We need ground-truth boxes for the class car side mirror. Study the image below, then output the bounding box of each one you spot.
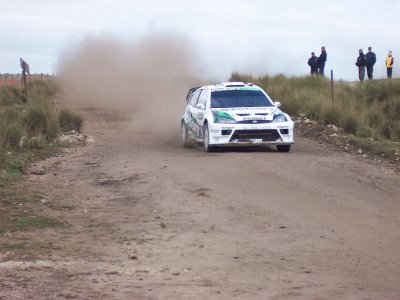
[274,101,281,108]
[196,103,205,110]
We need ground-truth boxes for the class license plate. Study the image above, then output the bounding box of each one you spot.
[250,139,263,143]
[242,125,270,130]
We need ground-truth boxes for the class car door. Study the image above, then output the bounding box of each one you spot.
[187,89,201,139]
[192,89,207,139]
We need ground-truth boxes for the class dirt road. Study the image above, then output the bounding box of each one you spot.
[1,106,400,300]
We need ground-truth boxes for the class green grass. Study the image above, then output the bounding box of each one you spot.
[0,188,43,206]
[0,142,60,184]
[0,239,86,261]
[0,185,67,236]
[24,105,58,139]
[16,216,65,230]
[0,241,52,259]
[0,85,26,105]
[347,136,399,157]
[0,79,83,181]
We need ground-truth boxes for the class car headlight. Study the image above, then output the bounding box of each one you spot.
[213,111,237,124]
[272,113,287,123]
[216,116,237,124]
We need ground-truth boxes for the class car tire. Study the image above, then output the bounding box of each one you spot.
[276,145,291,152]
[181,121,190,147]
[203,124,214,152]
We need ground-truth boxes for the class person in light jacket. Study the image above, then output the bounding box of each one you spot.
[386,51,394,79]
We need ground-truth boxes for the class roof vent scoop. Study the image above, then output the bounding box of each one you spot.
[221,82,246,87]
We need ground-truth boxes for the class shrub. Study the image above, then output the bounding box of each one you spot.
[356,126,372,138]
[24,106,47,137]
[393,121,400,140]
[24,104,59,140]
[0,85,25,105]
[0,148,5,164]
[323,106,341,125]
[366,110,383,128]
[0,107,25,155]
[308,102,322,120]
[341,115,359,135]
[282,96,301,115]
[59,109,83,132]
[364,81,390,102]
[27,79,57,98]
[23,138,46,150]
[4,124,25,150]
[381,122,392,140]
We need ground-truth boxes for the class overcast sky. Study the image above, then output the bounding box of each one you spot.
[1,0,399,81]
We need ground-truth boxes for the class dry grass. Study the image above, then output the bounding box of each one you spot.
[0,79,83,172]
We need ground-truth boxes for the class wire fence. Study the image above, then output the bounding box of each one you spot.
[0,73,54,87]
[0,73,54,79]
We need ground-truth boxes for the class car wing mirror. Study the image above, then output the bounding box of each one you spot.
[196,103,205,110]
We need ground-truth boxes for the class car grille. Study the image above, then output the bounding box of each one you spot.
[230,129,281,142]
[237,120,272,124]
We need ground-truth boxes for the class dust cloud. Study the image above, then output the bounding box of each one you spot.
[57,33,208,142]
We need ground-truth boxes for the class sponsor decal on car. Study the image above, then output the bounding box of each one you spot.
[242,116,268,120]
[210,87,259,92]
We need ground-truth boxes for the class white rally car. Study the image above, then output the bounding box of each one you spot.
[181,82,294,152]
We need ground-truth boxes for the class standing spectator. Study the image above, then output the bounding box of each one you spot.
[365,46,376,79]
[317,46,327,76]
[386,51,394,79]
[307,52,319,75]
[355,49,367,81]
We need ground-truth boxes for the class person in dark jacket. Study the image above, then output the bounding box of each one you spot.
[365,46,376,79]
[355,49,367,81]
[317,46,327,76]
[308,52,319,75]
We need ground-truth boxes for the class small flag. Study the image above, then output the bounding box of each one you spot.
[20,57,30,75]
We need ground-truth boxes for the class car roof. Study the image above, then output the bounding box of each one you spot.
[203,82,260,91]
[186,82,262,103]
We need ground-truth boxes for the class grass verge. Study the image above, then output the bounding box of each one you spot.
[0,79,83,175]
[0,79,81,260]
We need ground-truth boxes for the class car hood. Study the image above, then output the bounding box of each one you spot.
[211,107,282,121]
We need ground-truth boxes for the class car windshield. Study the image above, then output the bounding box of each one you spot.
[211,89,274,108]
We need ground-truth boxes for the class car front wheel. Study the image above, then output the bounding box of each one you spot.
[181,122,190,147]
[203,124,214,152]
[276,145,291,152]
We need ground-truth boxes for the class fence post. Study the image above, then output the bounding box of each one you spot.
[330,69,334,103]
